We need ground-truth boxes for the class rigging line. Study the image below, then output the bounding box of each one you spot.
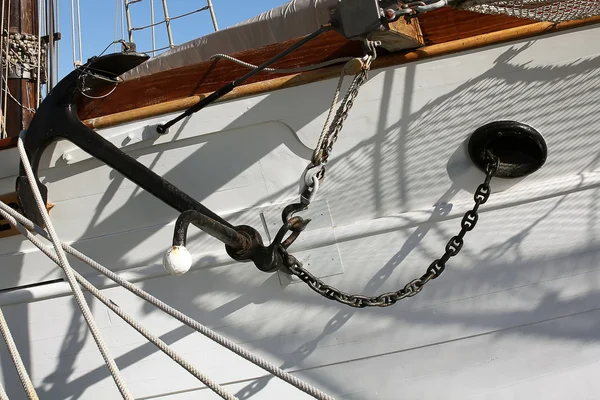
[0,0,6,138]
[16,137,134,399]
[1,76,36,113]
[37,0,42,107]
[41,0,46,98]
[150,0,155,56]
[76,0,82,65]
[160,0,174,48]
[120,0,125,42]
[138,43,170,54]
[125,0,133,44]
[169,6,209,21]
[0,210,236,400]
[208,53,355,75]
[157,24,332,134]
[0,381,6,400]
[2,0,10,138]
[114,0,119,52]
[48,0,54,88]
[56,0,59,80]
[0,309,39,399]
[69,0,80,65]
[0,199,335,400]
[207,0,219,31]
[131,6,209,32]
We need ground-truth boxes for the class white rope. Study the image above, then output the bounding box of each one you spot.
[70,0,77,65]
[150,0,156,57]
[1,76,37,113]
[120,0,125,42]
[0,189,334,400]
[0,381,8,400]
[314,72,345,161]
[70,0,83,66]
[76,0,82,64]
[114,0,119,53]
[16,136,134,399]
[208,53,354,75]
[313,56,372,163]
[0,208,235,400]
[0,308,39,399]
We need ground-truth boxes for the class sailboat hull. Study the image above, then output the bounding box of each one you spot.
[0,22,599,399]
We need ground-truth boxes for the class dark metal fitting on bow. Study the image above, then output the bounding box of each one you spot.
[282,203,311,232]
[383,7,413,21]
[362,39,380,60]
[170,209,288,273]
[468,120,547,179]
[156,124,169,135]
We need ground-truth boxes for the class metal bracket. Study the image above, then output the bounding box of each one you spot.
[332,0,386,39]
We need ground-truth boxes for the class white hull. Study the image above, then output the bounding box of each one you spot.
[0,24,599,399]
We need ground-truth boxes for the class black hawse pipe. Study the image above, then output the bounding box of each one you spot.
[16,52,235,232]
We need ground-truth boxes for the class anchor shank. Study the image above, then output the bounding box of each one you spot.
[173,210,250,250]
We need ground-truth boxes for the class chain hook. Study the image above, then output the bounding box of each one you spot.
[281,165,498,308]
[362,39,380,65]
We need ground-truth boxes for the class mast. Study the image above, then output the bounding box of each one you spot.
[0,0,45,139]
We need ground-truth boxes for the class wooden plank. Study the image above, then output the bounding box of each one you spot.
[77,8,537,123]
[0,192,53,239]
[418,7,533,45]
[82,15,600,131]
[0,8,596,150]
[369,16,424,52]
[77,30,363,121]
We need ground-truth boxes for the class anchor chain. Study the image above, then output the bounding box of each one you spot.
[270,43,378,256]
[270,40,501,307]
[280,160,499,308]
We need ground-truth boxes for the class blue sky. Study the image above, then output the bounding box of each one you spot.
[55,0,289,79]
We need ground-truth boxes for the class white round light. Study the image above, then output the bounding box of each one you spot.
[163,246,192,276]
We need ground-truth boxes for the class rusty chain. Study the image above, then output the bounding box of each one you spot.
[274,39,500,307]
[281,161,498,308]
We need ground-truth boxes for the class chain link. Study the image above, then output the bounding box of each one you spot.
[281,163,498,308]
[272,39,500,308]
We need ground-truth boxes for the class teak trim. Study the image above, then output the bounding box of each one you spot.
[84,16,600,130]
